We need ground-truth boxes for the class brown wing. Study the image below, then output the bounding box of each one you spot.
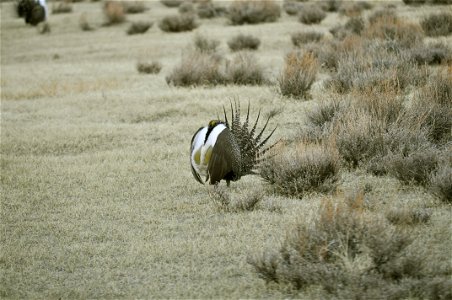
[208,129,241,185]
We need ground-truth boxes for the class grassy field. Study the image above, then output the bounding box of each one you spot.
[1,0,451,298]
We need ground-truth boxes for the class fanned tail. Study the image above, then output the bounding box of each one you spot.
[225,101,277,176]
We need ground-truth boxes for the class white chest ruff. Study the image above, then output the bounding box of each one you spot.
[191,124,226,180]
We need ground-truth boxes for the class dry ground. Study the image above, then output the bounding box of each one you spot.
[1,1,451,298]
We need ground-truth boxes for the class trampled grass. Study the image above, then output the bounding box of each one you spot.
[1,1,451,298]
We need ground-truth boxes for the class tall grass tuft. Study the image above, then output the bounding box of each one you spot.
[291,31,323,46]
[278,51,319,99]
[225,52,267,85]
[298,4,326,24]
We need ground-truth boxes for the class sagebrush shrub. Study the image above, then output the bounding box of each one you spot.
[421,12,452,37]
[103,1,126,25]
[127,21,153,35]
[430,164,452,203]
[402,0,427,4]
[298,4,326,24]
[291,31,323,46]
[278,51,319,99]
[166,51,225,86]
[260,142,339,198]
[228,0,281,25]
[194,34,220,53]
[159,13,198,32]
[124,1,147,13]
[283,0,301,15]
[248,196,443,298]
[410,42,452,65]
[386,150,439,186]
[386,207,431,226]
[364,14,424,48]
[225,52,266,85]
[320,0,341,12]
[227,34,260,52]
[137,61,162,74]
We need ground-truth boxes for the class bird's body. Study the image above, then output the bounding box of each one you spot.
[17,0,47,26]
[190,103,276,186]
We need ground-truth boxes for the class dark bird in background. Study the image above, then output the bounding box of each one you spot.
[190,102,277,186]
[16,0,47,26]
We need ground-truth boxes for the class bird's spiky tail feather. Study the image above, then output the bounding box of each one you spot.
[223,101,278,176]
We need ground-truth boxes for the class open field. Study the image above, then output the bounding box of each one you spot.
[1,0,451,298]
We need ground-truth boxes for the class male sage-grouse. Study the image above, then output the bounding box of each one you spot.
[190,102,277,186]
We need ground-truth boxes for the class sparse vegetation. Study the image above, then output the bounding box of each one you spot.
[137,61,162,74]
[227,34,261,52]
[430,164,452,203]
[249,196,451,299]
[124,1,148,14]
[209,186,264,212]
[228,0,281,25]
[278,51,319,99]
[225,52,267,85]
[420,12,452,37]
[194,34,220,53]
[158,13,198,32]
[127,21,153,35]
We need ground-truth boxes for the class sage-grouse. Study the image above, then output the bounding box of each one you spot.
[190,102,277,186]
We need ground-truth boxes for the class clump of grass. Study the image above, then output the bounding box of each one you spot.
[124,1,148,14]
[194,34,220,53]
[386,207,431,226]
[307,98,345,129]
[52,2,72,14]
[338,1,371,17]
[410,68,452,144]
[166,50,225,86]
[344,16,364,35]
[158,13,198,32]
[127,21,153,35]
[225,52,267,85]
[386,150,439,186]
[159,14,199,32]
[227,34,261,52]
[103,1,126,25]
[291,31,323,47]
[209,186,264,212]
[228,0,281,25]
[298,4,326,24]
[160,0,183,8]
[421,12,452,37]
[410,42,452,65]
[364,13,424,49]
[197,0,226,18]
[278,51,319,99]
[430,164,452,203]
[137,61,162,74]
[260,142,339,198]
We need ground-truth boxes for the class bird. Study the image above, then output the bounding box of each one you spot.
[16,0,47,26]
[190,102,277,186]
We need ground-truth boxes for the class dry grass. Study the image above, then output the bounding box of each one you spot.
[1,1,451,298]
[123,1,148,14]
[52,2,73,14]
[291,31,323,46]
[421,12,452,37]
[136,61,162,74]
[278,51,319,99]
